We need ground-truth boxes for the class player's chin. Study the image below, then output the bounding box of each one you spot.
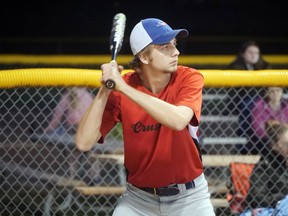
[162,63,178,73]
[167,65,178,72]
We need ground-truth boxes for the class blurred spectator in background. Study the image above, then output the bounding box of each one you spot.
[45,87,93,135]
[223,40,271,115]
[223,41,271,154]
[249,87,288,154]
[241,121,288,215]
[226,41,270,70]
[44,87,99,184]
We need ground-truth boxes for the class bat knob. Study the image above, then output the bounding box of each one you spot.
[105,79,116,89]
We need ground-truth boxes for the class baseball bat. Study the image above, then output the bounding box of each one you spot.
[105,13,126,89]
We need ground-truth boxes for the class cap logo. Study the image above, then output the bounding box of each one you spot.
[156,21,167,27]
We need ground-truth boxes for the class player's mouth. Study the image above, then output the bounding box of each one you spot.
[170,60,178,65]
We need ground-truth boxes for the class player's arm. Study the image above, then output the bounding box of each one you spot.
[76,63,123,151]
[75,87,111,152]
[119,84,194,131]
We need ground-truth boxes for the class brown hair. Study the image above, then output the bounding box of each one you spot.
[239,40,271,70]
[128,44,154,70]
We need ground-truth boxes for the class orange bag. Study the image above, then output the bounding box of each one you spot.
[227,162,255,213]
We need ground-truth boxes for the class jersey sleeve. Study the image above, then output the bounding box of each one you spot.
[98,92,121,143]
[175,68,204,126]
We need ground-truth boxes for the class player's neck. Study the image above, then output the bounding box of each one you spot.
[139,71,171,94]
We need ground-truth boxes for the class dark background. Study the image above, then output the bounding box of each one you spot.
[0,0,287,54]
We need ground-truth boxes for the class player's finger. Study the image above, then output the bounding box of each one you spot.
[118,65,124,72]
[110,60,118,68]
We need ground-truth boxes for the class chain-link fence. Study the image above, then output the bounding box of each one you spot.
[1,71,288,215]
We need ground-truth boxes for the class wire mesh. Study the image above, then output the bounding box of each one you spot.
[1,80,288,215]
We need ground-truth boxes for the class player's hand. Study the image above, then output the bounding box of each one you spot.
[101,60,124,91]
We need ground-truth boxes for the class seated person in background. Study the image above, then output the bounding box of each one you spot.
[242,121,288,214]
[45,87,93,136]
[44,87,99,184]
[223,40,271,115]
[251,87,288,154]
[226,40,271,71]
[223,41,271,154]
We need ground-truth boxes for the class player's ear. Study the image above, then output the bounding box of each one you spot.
[138,53,149,65]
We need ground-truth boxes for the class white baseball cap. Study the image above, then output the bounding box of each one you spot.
[130,18,189,55]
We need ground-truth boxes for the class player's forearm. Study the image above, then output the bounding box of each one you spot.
[75,87,110,151]
[119,84,193,130]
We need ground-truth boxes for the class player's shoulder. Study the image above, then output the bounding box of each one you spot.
[121,70,142,88]
[177,65,201,74]
[122,71,138,81]
[176,65,203,79]
[122,70,134,78]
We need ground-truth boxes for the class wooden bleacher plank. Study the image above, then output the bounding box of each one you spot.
[92,154,124,164]
[202,94,227,101]
[93,154,260,167]
[202,154,260,166]
[202,137,247,145]
[211,198,229,208]
[208,184,228,195]
[201,115,238,122]
[75,186,126,196]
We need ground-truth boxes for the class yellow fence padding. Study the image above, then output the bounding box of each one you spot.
[0,54,287,65]
[201,70,288,87]
[0,68,287,88]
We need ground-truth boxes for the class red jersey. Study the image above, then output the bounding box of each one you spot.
[100,65,204,188]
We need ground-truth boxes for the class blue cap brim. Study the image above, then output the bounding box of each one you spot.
[152,29,188,45]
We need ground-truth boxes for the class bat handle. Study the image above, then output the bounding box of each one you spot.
[104,50,117,89]
[105,79,116,89]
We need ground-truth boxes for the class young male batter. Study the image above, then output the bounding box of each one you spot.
[76,18,215,216]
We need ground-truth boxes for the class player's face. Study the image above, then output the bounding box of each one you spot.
[242,45,260,64]
[149,39,180,72]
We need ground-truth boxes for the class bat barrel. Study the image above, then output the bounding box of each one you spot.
[104,13,126,89]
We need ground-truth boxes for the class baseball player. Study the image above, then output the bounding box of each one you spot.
[76,18,215,215]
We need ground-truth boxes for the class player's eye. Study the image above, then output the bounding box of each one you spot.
[163,45,170,50]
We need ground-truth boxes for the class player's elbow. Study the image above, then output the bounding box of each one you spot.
[171,122,188,131]
[75,142,92,152]
[170,106,193,131]
[75,140,92,152]
[75,134,98,152]
[173,125,187,131]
